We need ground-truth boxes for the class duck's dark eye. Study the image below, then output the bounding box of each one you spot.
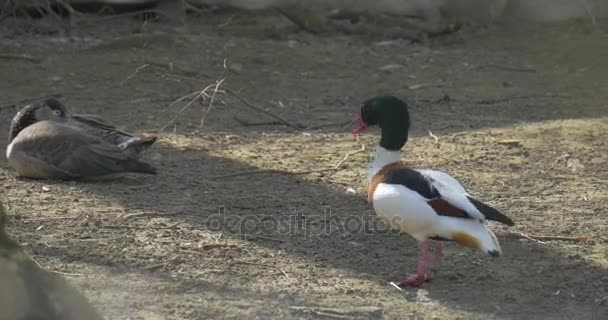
[53,109,62,116]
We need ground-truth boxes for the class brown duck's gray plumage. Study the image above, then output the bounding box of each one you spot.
[6,99,157,179]
[41,98,157,157]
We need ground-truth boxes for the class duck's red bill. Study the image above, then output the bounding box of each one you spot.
[352,119,368,134]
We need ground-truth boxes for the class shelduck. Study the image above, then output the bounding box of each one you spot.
[352,95,514,287]
[6,99,157,179]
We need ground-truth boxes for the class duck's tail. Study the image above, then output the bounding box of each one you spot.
[120,135,157,157]
[431,216,502,257]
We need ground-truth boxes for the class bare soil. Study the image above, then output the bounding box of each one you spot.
[1,11,607,320]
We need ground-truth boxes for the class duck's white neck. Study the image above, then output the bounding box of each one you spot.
[367,146,401,185]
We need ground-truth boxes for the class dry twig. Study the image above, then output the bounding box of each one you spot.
[156,81,222,134]
[210,168,336,180]
[304,119,353,131]
[241,234,286,243]
[497,139,521,146]
[22,217,77,223]
[475,94,569,105]
[234,116,286,127]
[508,231,592,244]
[121,211,185,221]
[334,143,366,169]
[233,260,290,278]
[211,143,365,180]
[199,78,225,129]
[475,64,536,73]
[0,53,41,63]
[288,306,383,319]
[223,87,302,130]
[120,64,150,85]
[427,130,439,144]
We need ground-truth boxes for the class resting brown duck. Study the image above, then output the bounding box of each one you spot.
[6,99,157,179]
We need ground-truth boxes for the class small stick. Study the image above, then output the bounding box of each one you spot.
[199,78,225,129]
[217,14,236,28]
[333,143,366,169]
[497,139,521,146]
[48,270,83,277]
[120,64,149,85]
[232,260,290,279]
[288,306,383,316]
[579,0,598,30]
[180,244,237,253]
[161,90,201,113]
[75,9,178,24]
[475,64,536,73]
[103,222,182,230]
[201,243,236,250]
[234,116,287,127]
[304,120,352,131]
[211,143,365,180]
[509,231,592,243]
[156,83,217,134]
[21,248,82,276]
[389,281,404,291]
[121,211,184,221]
[224,87,302,130]
[510,231,546,244]
[427,130,439,144]
[22,217,77,223]
[0,54,42,63]
[475,94,569,105]
[241,234,287,243]
[210,168,337,180]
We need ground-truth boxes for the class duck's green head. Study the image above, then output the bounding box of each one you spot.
[8,99,69,143]
[352,95,411,151]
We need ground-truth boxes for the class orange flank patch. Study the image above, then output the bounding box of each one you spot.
[367,162,404,205]
[452,231,482,249]
[427,199,470,219]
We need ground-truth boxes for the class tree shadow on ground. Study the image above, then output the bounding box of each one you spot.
[4,139,605,319]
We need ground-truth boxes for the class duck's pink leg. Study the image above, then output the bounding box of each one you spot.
[431,242,443,273]
[398,240,432,287]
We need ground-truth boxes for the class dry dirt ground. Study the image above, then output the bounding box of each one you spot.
[1,10,607,320]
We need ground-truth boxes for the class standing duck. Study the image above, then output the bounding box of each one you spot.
[352,95,514,287]
[6,99,157,179]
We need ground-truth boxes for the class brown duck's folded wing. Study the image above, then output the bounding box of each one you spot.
[71,114,119,130]
[59,141,157,177]
[69,114,145,148]
[16,126,156,177]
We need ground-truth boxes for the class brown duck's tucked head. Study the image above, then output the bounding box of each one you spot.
[8,99,69,143]
[352,95,411,151]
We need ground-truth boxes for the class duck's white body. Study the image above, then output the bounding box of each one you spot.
[355,95,512,287]
[368,146,503,256]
